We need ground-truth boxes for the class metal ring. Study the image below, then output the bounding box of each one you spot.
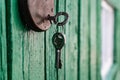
[54,12,69,26]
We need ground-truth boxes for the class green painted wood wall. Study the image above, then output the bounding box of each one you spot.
[0,0,101,80]
[0,0,7,80]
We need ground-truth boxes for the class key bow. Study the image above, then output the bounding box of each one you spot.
[47,12,69,26]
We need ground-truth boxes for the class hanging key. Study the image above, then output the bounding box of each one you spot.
[52,32,65,69]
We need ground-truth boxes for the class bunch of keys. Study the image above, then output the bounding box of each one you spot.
[48,12,69,69]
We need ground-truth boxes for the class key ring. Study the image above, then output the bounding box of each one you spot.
[47,12,69,26]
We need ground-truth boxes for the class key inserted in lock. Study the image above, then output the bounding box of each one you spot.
[19,0,69,32]
[47,12,69,26]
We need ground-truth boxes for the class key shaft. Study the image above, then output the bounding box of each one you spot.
[56,50,62,68]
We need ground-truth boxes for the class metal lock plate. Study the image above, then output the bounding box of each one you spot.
[19,0,54,31]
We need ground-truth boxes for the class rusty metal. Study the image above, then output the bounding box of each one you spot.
[47,12,69,26]
[19,0,54,31]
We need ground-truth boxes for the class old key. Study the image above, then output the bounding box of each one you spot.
[52,32,65,69]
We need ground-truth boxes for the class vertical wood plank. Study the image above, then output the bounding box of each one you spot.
[96,0,101,80]
[57,0,66,80]
[45,0,57,79]
[80,0,90,80]
[116,10,120,80]
[0,1,2,78]
[0,0,7,80]
[6,0,45,80]
[27,32,45,80]
[90,0,97,80]
[65,0,78,80]
[114,11,120,80]
[78,0,81,79]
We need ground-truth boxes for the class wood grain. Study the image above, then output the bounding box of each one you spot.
[80,0,90,80]
[65,0,78,80]
[114,11,120,80]
[4,0,101,80]
[0,0,7,80]
[57,0,66,80]
[6,0,45,80]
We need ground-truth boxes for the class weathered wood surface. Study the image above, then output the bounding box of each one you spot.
[96,0,101,80]
[113,1,120,80]
[0,0,7,80]
[114,11,120,80]
[6,0,45,80]
[2,0,101,80]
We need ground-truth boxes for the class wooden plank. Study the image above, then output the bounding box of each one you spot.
[26,32,45,80]
[96,0,101,80]
[57,0,66,80]
[114,11,120,80]
[65,0,78,80]
[90,0,97,80]
[6,0,45,80]
[78,0,81,80]
[0,0,7,80]
[45,0,57,79]
[79,0,90,80]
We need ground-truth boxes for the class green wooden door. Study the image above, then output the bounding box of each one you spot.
[0,0,101,80]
